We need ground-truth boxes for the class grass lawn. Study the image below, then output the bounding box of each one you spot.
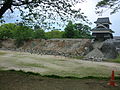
[0,50,120,78]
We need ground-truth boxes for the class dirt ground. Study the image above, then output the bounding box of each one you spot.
[0,70,120,90]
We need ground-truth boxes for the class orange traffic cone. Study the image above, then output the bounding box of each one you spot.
[107,70,117,86]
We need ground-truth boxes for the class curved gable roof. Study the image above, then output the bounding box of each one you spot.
[96,24,108,29]
[94,17,111,24]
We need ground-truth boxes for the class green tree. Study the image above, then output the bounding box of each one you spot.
[45,30,64,39]
[63,21,75,38]
[13,25,34,47]
[74,24,91,38]
[0,23,34,40]
[96,0,120,14]
[64,21,91,38]
[13,25,33,40]
[0,23,17,39]
[33,29,46,39]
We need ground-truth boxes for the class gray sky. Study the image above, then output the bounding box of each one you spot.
[77,0,120,36]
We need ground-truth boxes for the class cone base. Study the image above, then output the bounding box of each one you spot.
[107,81,118,86]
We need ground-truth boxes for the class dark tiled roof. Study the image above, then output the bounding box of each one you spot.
[94,17,111,24]
[91,28,114,33]
[91,28,111,31]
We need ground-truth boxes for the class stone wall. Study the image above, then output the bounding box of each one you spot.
[0,38,119,60]
[0,39,93,57]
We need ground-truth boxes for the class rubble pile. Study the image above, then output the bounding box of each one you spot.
[84,39,119,61]
[84,48,104,61]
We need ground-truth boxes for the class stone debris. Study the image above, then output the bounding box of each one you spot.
[84,41,104,61]
[84,48,104,62]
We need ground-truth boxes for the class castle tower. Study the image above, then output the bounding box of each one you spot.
[91,17,114,41]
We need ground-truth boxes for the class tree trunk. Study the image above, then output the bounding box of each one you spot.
[0,0,13,18]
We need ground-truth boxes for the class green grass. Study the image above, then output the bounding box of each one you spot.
[71,56,84,59]
[105,54,120,63]
[0,51,7,55]
[0,69,120,80]
[0,67,5,70]
[17,62,45,68]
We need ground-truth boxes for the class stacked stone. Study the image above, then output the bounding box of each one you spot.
[0,39,93,58]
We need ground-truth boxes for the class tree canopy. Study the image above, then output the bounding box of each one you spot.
[63,21,91,38]
[64,21,75,38]
[96,0,120,14]
[0,23,33,40]
[0,22,91,40]
[0,0,89,28]
[45,30,64,39]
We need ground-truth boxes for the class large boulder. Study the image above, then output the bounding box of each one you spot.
[100,39,118,59]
